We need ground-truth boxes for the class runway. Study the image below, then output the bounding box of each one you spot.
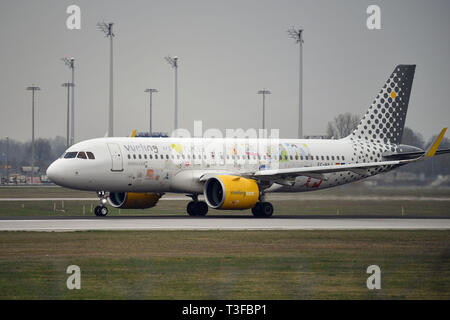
[1,217,449,231]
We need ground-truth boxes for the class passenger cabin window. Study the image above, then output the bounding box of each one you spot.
[64,152,78,159]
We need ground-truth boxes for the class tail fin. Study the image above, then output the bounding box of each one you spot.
[349,65,416,145]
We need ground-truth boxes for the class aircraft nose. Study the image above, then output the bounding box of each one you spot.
[46,160,65,185]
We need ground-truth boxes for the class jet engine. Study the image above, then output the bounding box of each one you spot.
[204,175,259,210]
[108,192,162,209]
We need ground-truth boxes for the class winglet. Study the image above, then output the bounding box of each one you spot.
[425,128,447,157]
[131,129,137,138]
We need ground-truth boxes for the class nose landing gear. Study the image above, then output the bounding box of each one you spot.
[94,191,109,217]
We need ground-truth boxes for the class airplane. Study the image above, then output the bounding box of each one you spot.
[47,65,449,217]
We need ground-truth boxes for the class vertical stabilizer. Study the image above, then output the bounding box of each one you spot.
[349,65,416,144]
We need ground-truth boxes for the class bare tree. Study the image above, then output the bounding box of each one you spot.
[401,127,425,148]
[326,112,360,139]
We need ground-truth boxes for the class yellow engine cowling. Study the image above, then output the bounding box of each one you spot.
[204,175,259,210]
[107,192,162,209]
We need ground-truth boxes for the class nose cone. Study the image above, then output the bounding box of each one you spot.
[46,160,65,185]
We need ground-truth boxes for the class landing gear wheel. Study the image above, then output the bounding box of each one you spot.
[187,201,208,217]
[261,202,273,218]
[196,201,208,216]
[252,202,263,217]
[187,201,197,216]
[252,202,273,218]
[95,205,108,217]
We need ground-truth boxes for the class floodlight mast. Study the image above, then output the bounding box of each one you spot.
[257,89,271,130]
[287,27,304,139]
[165,55,178,132]
[144,88,158,135]
[26,85,41,184]
[97,22,115,137]
[62,82,74,148]
[61,57,75,145]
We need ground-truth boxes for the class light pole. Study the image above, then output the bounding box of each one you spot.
[62,82,74,148]
[144,89,158,136]
[26,85,41,184]
[165,55,179,131]
[257,89,271,130]
[287,27,304,139]
[62,57,75,145]
[5,137,9,184]
[97,22,115,137]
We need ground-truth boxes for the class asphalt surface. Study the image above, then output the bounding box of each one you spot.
[0,216,449,231]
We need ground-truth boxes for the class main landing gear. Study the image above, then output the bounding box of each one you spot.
[251,191,273,218]
[186,194,208,217]
[251,202,274,218]
[94,191,109,217]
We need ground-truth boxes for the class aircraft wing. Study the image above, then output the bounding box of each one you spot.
[243,159,409,181]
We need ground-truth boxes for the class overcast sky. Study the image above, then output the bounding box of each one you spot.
[0,0,449,143]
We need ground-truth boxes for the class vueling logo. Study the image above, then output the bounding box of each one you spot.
[230,191,254,197]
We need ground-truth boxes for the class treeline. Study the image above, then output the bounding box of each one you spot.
[0,136,66,175]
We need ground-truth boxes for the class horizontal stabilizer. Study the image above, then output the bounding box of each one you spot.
[435,148,450,156]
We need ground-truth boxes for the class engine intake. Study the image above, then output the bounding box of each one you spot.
[204,175,259,210]
[108,192,162,209]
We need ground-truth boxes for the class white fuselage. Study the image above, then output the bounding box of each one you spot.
[47,137,396,194]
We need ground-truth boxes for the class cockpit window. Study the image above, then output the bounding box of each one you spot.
[86,152,95,159]
[77,152,87,159]
[64,152,78,159]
